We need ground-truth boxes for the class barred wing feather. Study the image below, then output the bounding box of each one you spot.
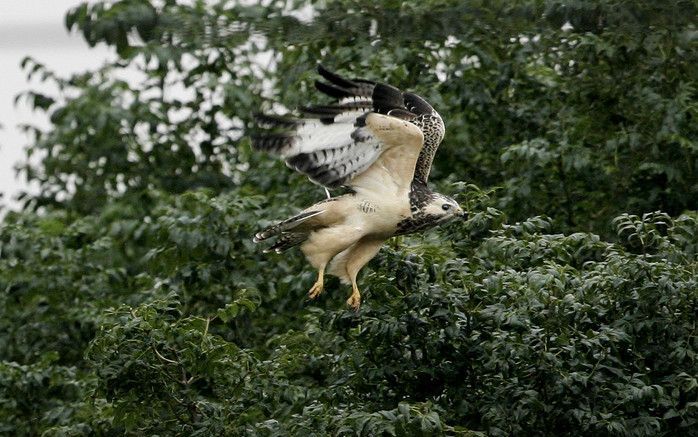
[251,65,443,193]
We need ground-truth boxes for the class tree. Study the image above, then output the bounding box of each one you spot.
[1,1,696,435]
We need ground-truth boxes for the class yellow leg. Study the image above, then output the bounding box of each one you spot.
[343,238,384,311]
[346,281,361,310]
[307,265,325,299]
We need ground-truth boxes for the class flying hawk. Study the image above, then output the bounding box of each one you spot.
[251,65,464,309]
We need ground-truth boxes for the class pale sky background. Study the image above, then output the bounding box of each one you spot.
[0,1,292,216]
[0,1,113,213]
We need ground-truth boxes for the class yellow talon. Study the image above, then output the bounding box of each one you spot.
[308,281,324,299]
[346,284,361,310]
[308,268,325,299]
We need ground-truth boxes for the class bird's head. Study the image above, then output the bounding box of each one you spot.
[423,193,466,223]
[396,192,466,236]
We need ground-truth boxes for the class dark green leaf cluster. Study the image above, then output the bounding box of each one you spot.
[2,190,697,435]
[2,0,697,435]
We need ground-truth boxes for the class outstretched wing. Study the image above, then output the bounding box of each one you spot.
[250,65,445,194]
[314,66,446,185]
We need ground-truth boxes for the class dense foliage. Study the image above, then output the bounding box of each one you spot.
[1,0,697,435]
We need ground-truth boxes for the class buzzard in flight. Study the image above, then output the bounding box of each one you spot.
[251,66,464,309]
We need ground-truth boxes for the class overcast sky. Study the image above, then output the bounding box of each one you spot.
[0,1,113,212]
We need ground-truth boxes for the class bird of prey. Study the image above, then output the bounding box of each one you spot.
[251,65,464,309]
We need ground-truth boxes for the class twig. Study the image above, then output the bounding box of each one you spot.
[153,346,178,364]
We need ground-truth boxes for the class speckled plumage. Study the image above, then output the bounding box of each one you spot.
[251,66,464,309]
[411,114,445,184]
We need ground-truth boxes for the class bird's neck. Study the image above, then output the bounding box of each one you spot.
[408,180,433,213]
[396,184,441,237]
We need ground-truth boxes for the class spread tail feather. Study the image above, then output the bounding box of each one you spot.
[253,210,324,242]
[264,232,309,253]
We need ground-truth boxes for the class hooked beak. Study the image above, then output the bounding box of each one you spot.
[458,207,468,220]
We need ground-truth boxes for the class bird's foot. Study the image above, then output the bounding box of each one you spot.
[346,292,361,311]
[307,280,324,300]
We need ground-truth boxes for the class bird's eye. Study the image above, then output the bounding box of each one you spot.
[442,204,452,211]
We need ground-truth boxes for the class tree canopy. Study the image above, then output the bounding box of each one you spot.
[1,0,697,435]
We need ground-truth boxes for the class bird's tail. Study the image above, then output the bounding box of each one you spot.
[253,209,325,252]
[264,232,309,254]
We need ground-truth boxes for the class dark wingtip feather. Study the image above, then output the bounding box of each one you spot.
[317,63,331,77]
[402,92,435,115]
[315,80,352,99]
[250,133,295,153]
[286,153,313,172]
[301,105,344,116]
[254,112,300,128]
[301,101,372,119]
[317,65,358,89]
[371,83,405,114]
